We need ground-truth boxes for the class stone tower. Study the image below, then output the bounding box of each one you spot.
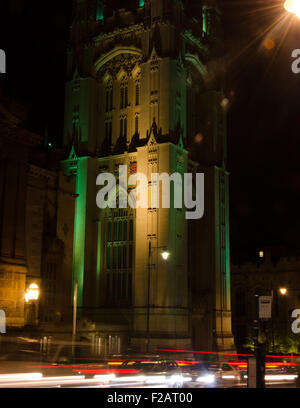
[59,0,235,354]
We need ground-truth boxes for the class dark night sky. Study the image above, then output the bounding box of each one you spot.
[222,0,300,262]
[1,0,300,263]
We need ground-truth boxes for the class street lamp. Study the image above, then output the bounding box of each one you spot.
[72,280,78,356]
[161,251,170,260]
[146,241,170,352]
[270,287,288,351]
[284,0,300,17]
[25,283,39,302]
[24,283,40,327]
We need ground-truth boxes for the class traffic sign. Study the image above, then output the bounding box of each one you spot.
[259,296,272,320]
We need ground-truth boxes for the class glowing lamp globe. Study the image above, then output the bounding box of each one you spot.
[284,0,300,18]
[25,283,39,302]
[161,251,170,260]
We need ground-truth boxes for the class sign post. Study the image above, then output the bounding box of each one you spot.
[250,294,271,388]
[259,296,272,320]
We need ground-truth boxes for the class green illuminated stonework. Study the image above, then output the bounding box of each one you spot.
[96,0,104,22]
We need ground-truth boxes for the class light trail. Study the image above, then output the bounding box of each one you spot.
[157,348,300,360]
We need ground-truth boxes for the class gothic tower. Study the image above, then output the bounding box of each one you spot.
[59,0,235,354]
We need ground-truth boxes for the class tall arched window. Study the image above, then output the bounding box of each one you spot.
[120,77,128,109]
[135,83,140,106]
[120,116,127,138]
[105,83,113,112]
[105,209,134,305]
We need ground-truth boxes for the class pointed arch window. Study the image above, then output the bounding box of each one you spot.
[120,77,129,109]
[135,83,140,106]
[105,210,134,305]
[105,83,113,112]
[120,116,127,138]
[120,88,124,109]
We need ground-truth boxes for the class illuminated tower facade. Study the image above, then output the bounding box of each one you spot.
[58,0,235,353]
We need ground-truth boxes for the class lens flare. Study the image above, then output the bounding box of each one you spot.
[263,38,275,50]
[284,0,300,18]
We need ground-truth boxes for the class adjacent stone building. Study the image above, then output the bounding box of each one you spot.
[231,251,300,351]
[0,102,63,329]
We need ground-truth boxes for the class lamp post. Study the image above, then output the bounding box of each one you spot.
[271,287,288,351]
[146,241,169,353]
[72,280,78,356]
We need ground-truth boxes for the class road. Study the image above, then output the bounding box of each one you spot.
[0,372,297,388]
